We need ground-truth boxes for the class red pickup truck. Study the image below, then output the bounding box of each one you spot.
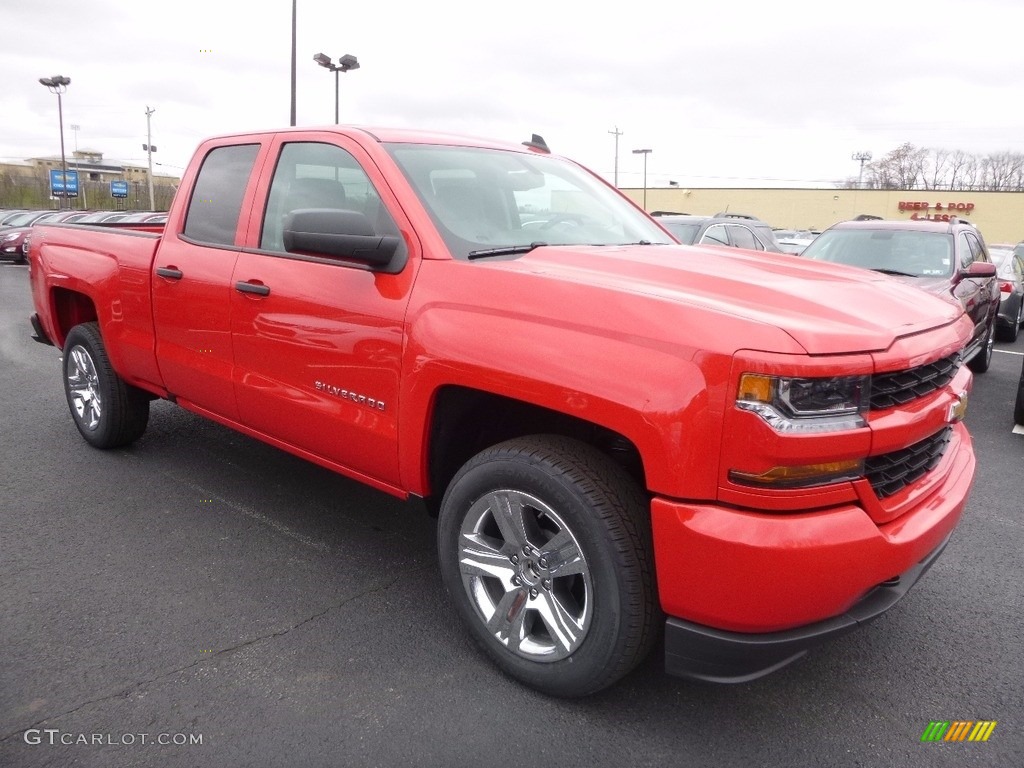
[28,127,976,697]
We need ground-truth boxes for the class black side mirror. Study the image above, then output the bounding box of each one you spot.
[283,209,404,272]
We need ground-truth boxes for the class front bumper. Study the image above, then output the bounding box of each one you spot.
[664,533,950,682]
[653,421,974,682]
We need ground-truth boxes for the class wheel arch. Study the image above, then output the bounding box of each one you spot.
[49,287,99,349]
[420,385,647,516]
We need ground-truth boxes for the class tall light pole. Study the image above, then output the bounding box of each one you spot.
[632,148,652,210]
[313,52,360,123]
[852,151,872,189]
[144,107,156,210]
[608,126,623,187]
[39,75,71,210]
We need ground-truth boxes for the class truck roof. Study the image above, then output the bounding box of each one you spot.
[199,125,549,154]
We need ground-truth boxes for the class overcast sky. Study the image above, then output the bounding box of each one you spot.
[3,0,1023,189]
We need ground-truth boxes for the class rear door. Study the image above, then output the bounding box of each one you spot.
[152,139,267,420]
[229,134,419,489]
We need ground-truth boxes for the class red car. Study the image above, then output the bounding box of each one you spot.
[801,218,1000,372]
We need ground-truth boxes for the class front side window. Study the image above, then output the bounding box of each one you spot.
[260,142,402,256]
[183,144,259,246]
[728,225,759,250]
[957,233,975,270]
[387,144,672,260]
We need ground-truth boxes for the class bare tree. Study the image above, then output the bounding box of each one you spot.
[865,143,929,189]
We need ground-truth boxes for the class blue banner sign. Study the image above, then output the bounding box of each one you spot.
[49,169,79,197]
[111,180,129,199]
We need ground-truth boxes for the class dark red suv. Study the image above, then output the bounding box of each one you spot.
[800,218,999,372]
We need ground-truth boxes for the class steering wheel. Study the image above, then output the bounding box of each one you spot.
[540,213,585,230]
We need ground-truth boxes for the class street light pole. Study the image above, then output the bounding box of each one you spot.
[632,148,652,210]
[39,75,71,210]
[314,52,360,123]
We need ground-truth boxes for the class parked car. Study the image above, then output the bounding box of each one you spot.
[0,209,29,226]
[0,211,93,263]
[800,218,999,372]
[776,237,815,255]
[0,209,58,230]
[72,211,133,224]
[989,247,1024,341]
[652,212,785,253]
[115,211,169,224]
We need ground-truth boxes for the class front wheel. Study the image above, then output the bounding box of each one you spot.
[63,322,150,448]
[437,435,658,697]
[967,318,995,373]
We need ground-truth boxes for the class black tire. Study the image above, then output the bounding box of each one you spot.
[63,322,150,448]
[1014,359,1024,426]
[996,303,1020,343]
[437,435,658,697]
[967,318,995,373]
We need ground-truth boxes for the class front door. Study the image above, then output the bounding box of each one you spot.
[230,137,418,487]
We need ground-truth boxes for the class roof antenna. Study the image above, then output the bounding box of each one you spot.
[522,134,550,153]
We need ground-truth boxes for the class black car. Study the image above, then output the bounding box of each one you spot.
[652,212,784,253]
[989,247,1024,342]
[800,217,999,373]
[1015,355,1024,426]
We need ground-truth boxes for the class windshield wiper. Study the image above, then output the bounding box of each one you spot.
[871,268,918,277]
[467,242,548,260]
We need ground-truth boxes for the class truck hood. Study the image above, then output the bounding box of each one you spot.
[487,244,965,354]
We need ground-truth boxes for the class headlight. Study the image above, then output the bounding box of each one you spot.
[0,233,19,243]
[736,373,869,432]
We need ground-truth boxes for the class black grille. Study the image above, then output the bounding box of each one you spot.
[870,353,960,410]
[865,427,952,499]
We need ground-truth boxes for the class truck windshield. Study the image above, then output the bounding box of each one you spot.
[386,143,673,260]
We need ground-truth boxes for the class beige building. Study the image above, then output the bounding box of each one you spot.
[621,187,1024,246]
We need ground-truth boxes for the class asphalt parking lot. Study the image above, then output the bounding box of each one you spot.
[1,260,1021,768]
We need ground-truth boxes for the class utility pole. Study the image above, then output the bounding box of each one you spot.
[145,106,156,209]
[608,126,623,187]
[852,151,872,189]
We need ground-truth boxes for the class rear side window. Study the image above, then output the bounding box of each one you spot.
[183,144,259,246]
[700,224,729,246]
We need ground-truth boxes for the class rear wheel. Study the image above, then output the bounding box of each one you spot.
[437,435,658,697]
[63,322,150,448]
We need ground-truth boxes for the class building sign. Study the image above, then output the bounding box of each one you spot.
[111,180,129,199]
[49,169,79,198]
[898,200,975,221]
